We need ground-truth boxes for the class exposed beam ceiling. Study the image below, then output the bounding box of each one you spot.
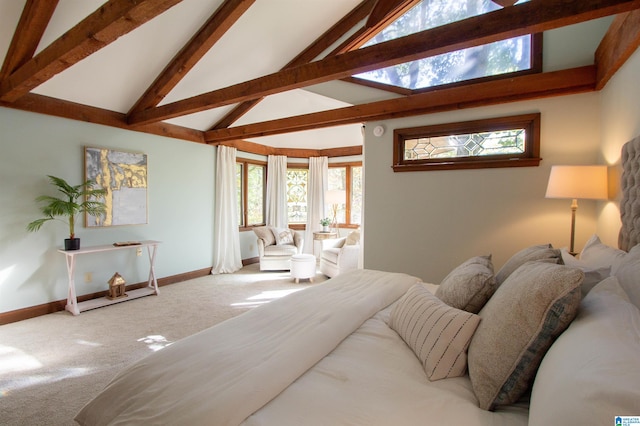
[0,0,59,81]
[210,0,377,130]
[128,0,254,114]
[127,0,640,126]
[0,0,639,152]
[0,0,183,103]
[595,9,640,89]
[204,66,596,143]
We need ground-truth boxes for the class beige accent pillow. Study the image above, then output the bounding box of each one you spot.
[468,261,584,410]
[389,284,481,381]
[272,227,294,245]
[253,226,275,246]
[436,255,497,314]
[345,230,360,245]
[495,244,561,285]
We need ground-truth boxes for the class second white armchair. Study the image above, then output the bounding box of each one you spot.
[319,230,360,278]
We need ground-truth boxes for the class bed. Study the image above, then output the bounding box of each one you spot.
[75,136,640,425]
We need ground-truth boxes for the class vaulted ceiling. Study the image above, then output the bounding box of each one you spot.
[1,0,639,157]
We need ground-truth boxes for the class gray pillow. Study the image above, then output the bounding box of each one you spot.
[435,255,497,313]
[495,244,561,285]
[468,261,584,410]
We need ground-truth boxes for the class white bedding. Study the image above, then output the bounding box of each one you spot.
[76,270,528,425]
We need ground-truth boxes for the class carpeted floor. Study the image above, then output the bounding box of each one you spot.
[0,263,326,425]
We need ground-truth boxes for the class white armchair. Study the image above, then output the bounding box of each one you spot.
[319,231,360,278]
[254,226,303,271]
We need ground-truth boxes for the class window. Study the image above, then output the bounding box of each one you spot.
[328,163,363,227]
[393,113,541,172]
[238,162,362,229]
[237,160,265,228]
[354,0,540,91]
[285,163,362,228]
[287,168,308,224]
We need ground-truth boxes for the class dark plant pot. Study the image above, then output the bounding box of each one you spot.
[64,238,80,251]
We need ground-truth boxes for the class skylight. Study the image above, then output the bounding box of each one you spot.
[354,0,534,91]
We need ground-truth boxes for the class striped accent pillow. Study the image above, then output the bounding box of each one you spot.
[389,284,481,381]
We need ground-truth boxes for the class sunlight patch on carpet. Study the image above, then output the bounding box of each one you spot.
[137,335,173,352]
[0,345,42,374]
[1,367,91,394]
[231,288,304,308]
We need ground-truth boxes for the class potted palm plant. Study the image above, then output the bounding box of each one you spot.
[27,175,107,250]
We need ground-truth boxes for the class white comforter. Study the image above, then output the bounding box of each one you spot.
[75,269,529,425]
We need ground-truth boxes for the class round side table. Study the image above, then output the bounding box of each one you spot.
[290,254,316,283]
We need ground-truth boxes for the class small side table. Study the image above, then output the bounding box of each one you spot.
[313,231,337,258]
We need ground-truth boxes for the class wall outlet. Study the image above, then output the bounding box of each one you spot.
[84,272,92,283]
[136,247,142,256]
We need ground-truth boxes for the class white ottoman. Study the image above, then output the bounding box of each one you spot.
[290,254,316,283]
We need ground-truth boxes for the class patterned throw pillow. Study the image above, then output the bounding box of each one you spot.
[389,284,481,381]
[272,227,294,245]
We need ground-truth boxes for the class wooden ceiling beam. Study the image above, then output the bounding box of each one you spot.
[595,10,640,90]
[213,140,362,158]
[129,0,254,115]
[340,0,420,53]
[0,0,183,103]
[0,0,59,81]
[203,66,596,143]
[0,93,204,143]
[129,0,640,127]
[209,0,376,130]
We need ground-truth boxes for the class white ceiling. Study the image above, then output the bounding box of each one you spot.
[0,1,618,149]
[0,0,365,148]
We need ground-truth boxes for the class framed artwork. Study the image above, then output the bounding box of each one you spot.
[85,147,148,227]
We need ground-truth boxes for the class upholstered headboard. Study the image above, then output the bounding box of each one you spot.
[618,134,640,252]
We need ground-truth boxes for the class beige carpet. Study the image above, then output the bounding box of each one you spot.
[0,264,326,425]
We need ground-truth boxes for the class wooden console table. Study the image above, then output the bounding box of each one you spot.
[58,240,161,315]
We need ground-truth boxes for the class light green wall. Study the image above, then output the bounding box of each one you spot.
[363,91,606,284]
[0,108,215,313]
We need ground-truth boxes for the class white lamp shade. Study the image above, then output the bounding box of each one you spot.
[325,190,346,204]
[545,165,608,200]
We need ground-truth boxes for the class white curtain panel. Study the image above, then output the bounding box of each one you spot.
[266,155,288,228]
[212,145,242,274]
[304,157,328,254]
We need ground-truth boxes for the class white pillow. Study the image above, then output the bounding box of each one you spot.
[579,234,626,273]
[614,243,640,309]
[271,227,294,245]
[560,248,610,297]
[389,284,481,381]
[529,276,640,425]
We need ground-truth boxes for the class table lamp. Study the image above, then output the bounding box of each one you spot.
[325,189,346,233]
[545,165,608,255]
